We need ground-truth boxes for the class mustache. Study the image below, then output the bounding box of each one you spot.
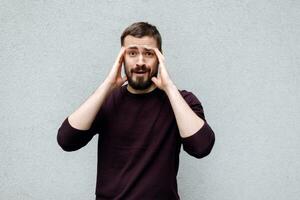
[131,65,150,73]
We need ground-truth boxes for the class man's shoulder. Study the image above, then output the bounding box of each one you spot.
[108,85,126,98]
[101,85,126,109]
[179,88,196,99]
[179,89,202,105]
[179,89,192,96]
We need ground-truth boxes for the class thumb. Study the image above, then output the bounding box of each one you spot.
[122,76,128,84]
[151,77,159,85]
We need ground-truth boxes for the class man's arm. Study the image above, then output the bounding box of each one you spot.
[57,82,112,152]
[165,85,205,138]
[166,87,215,158]
[57,47,127,151]
[151,48,215,158]
[68,47,127,130]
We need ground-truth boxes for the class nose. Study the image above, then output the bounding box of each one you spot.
[136,54,145,66]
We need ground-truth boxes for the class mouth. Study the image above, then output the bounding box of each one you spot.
[133,71,148,76]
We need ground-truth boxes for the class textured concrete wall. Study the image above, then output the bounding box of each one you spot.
[1,0,299,199]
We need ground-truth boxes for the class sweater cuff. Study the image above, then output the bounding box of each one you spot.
[57,117,95,151]
[181,121,215,158]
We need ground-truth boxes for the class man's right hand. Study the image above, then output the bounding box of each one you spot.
[66,47,128,131]
[104,47,127,90]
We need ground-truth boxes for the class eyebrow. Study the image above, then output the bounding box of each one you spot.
[127,46,153,51]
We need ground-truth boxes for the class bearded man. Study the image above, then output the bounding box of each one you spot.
[57,22,215,200]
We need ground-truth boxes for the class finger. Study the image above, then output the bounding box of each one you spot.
[153,48,168,74]
[112,47,126,75]
[113,47,126,68]
[117,47,126,64]
[117,57,124,76]
[121,76,128,86]
[151,77,159,86]
[153,48,169,76]
[153,48,165,63]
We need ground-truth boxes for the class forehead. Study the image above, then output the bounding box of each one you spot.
[123,35,158,48]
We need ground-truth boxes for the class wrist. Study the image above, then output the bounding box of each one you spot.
[164,82,177,94]
[96,81,114,96]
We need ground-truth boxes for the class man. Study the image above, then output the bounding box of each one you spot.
[57,22,215,200]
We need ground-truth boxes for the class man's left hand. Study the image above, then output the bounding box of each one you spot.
[151,48,175,92]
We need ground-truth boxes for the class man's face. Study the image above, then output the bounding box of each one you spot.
[123,35,159,90]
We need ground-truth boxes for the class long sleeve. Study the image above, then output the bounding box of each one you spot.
[180,90,215,159]
[57,114,101,152]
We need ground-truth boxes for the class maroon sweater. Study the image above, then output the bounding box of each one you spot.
[57,85,215,200]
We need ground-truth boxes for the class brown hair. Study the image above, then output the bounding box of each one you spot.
[120,22,162,52]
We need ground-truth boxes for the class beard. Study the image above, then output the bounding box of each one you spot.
[124,63,158,90]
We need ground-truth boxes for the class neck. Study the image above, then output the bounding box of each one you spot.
[127,83,157,94]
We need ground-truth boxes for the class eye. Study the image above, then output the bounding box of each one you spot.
[145,52,154,57]
[128,51,137,56]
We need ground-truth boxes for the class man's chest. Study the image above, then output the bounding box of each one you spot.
[101,97,179,148]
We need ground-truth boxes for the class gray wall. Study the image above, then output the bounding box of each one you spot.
[1,0,299,199]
